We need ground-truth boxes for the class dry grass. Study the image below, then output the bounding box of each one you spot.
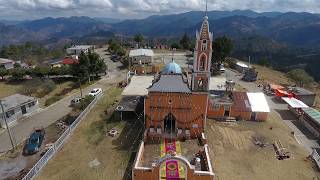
[36,87,141,180]
[206,112,318,180]
[0,82,24,99]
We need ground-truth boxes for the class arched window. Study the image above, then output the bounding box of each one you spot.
[199,56,206,71]
[202,40,207,51]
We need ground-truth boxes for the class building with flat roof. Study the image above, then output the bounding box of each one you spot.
[66,45,94,55]
[0,94,38,128]
[129,49,154,65]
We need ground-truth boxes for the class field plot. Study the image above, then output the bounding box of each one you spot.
[37,87,143,180]
[206,111,319,180]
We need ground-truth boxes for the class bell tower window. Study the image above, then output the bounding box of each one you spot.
[199,56,206,71]
[201,40,207,51]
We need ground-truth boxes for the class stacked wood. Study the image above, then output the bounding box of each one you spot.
[273,140,290,160]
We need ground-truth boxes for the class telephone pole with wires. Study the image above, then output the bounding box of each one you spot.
[0,100,15,150]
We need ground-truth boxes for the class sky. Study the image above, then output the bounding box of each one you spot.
[0,0,319,20]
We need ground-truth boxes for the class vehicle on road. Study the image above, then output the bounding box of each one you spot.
[70,97,82,106]
[219,64,225,73]
[89,88,102,96]
[24,129,45,155]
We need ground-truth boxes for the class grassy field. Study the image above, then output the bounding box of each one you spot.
[254,65,320,110]
[0,82,24,99]
[37,87,143,180]
[206,111,318,180]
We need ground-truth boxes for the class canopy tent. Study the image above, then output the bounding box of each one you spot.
[275,89,293,98]
[282,97,309,108]
[247,92,270,112]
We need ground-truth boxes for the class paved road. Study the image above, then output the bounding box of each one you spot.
[0,48,125,153]
[225,69,319,153]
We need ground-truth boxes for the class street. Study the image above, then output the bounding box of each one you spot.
[225,68,319,153]
[0,47,125,153]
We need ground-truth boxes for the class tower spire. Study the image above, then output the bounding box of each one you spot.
[205,0,208,17]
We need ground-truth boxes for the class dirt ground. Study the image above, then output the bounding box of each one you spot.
[36,87,143,180]
[206,111,319,180]
[0,122,62,180]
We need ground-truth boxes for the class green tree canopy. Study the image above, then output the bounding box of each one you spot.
[286,69,314,87]
[0,68,8,79]
[134,33,144,43]
[180,33,192,50]
[212,36,233,64]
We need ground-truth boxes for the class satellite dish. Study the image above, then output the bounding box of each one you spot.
[116,106,124,111]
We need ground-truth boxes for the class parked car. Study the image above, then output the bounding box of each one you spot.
[89,88,102,96]
[70,97,82,106]
[24,129,45,155]
[219,64,225,73]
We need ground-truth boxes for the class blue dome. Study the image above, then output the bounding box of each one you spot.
[162,62,182,74]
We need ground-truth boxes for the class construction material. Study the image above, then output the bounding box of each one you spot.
[273,140,290,160]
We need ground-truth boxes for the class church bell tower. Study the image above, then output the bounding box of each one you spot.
[192,14,213,92]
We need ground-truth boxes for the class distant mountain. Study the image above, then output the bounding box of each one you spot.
[112,10,320,47]
[0,23,40,46]
[93,17,122,24]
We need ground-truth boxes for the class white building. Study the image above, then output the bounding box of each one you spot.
[129,49,154,65]
[66,45,94,55]
[0,58,14,70]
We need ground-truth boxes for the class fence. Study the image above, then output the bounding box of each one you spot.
[22,93,103,180]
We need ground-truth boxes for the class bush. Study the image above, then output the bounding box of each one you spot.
[75,95,94,111]
[44,95,62,106]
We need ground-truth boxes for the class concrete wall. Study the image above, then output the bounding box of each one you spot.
[131,56,153,64]
[0,100,38,127]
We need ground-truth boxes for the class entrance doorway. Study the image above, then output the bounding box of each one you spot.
[164,113,176,134]
[224,105,230,117]
[251,112,257,121]
[21,105,27,114]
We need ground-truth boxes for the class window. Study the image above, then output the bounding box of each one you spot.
[198,78,204,90]
[199,56,206,71]
[6,109,15,118]
[201,40,207,51]
[28,101,35,107]
[212,104,220,111]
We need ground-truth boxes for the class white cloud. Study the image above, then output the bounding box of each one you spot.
[0,0,320,20]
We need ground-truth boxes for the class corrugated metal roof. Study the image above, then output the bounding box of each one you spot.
[148,75,191,93]
[129,49,154,57]
[302,107,320,126]
[247,92,270,112]
[1,94,36,112]
[282,97,309,108]
[236,62,249,68]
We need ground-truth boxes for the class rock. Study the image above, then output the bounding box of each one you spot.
[88,158,101,168]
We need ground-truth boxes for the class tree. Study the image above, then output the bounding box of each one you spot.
[286,69,314,87]
[0,68,8,79]
[134,33,144,47]
[212,36,233,64]
[116,47,126,57]
[9,68,26,80]
[170,42,181,49]
[31,66,50,78]
[258,58,270,67]
[180,33,192,50]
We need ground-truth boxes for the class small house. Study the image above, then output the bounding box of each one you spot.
[0,94,38,128]
[0,58,14,70]
[300,107,320,138]
[66,45,94,55]
[129,49,154,65]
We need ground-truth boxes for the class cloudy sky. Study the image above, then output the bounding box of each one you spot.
[0,0,319,20]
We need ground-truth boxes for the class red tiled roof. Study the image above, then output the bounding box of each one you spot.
[62,57,78,65]
[232,92,251,112]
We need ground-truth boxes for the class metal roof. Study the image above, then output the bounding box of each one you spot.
[148,74,191,93]
[236,62,249,68]
[247,92,270,112]
[161,62,182,74]
[0,58,13,64]
[122,76,153,96]
[282,97,309,108]
[67,45,93,50]
[302,107,320,126]
[129,49,154,57]
[0,94,36,112]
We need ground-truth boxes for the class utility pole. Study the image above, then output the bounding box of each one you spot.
[0,100,15,150]
[78,78,83,98]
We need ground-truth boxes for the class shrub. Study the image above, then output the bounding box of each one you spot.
[75,95,94,111]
